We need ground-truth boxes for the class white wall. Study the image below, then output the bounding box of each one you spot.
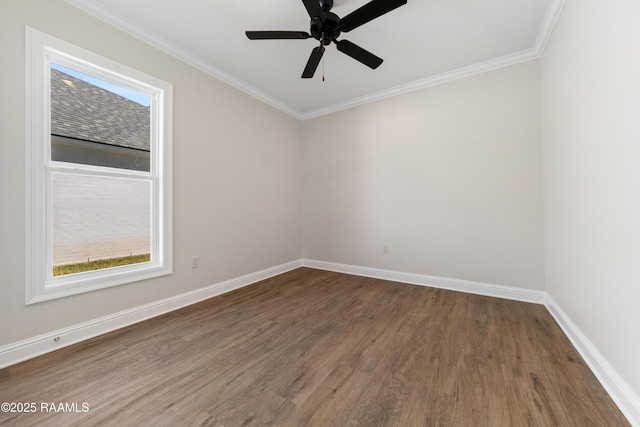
[301,61,545,290]
[3,0,637,409]
[0,0,301,345]
[542,0,640,399]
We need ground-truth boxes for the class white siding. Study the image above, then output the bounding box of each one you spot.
[52,173,150,265]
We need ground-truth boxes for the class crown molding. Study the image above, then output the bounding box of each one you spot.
[300,0,566,120]
[533,0,567,55]
[64,0,304,120]
[66,0,565,121]
[299,48,541,120]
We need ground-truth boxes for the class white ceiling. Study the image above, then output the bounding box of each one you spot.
[66,0,565,119]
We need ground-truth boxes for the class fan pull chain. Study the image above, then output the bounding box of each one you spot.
[319,36,325,82]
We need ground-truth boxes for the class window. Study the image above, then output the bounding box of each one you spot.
[26,28,173,304]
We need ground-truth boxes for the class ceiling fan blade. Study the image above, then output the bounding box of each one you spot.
[246,31,311,40]
[336,39,383,69]
[338,0,407,32]
[302,0,326,22]
[302,46,325,78]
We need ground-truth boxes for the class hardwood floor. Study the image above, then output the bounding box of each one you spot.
[0,268,629,426]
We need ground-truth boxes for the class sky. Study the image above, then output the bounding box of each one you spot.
[51,63,151,107]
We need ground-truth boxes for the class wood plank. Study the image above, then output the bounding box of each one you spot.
[0,268,629,426]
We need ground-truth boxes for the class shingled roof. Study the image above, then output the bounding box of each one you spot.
[50,68,150,151]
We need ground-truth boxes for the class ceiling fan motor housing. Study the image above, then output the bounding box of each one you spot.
[319,0,333,11]
[310,12,341,45]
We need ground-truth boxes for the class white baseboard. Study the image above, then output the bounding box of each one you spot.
[545,295,640,426]
[2,258,637,426]
[0,260,302,369]
[301,259,546,304]
[303,258,639,426]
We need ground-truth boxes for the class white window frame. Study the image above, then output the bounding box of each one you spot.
[25,27,173,304]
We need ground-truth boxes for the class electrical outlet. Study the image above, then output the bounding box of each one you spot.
[383,244,389,253]
[191,256,199,268]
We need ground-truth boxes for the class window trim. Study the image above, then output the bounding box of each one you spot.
[25,27,173,304]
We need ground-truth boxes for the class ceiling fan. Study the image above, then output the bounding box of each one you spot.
[246,0,407,78]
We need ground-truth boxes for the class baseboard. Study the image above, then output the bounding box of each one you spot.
[0,260,302,369]
[545,295,640,426]
[1,260,543,370]
[301,259,546,304]
[3,259,637,426]
[303,259,638,425]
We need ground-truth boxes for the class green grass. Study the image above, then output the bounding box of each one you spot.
[53,253,151,276]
